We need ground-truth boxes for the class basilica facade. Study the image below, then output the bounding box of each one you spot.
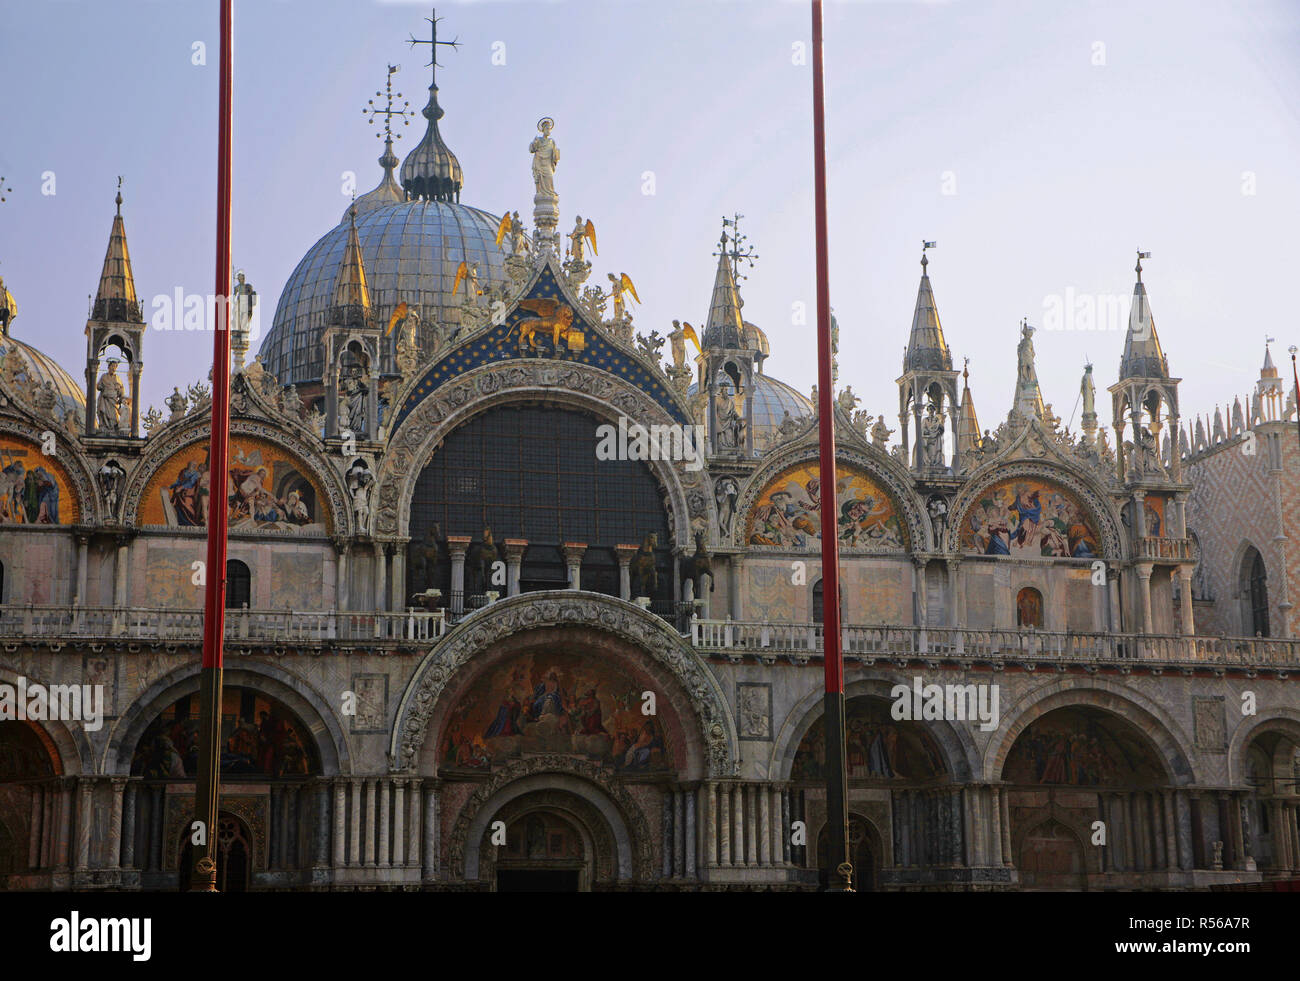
[1,32,1298,893]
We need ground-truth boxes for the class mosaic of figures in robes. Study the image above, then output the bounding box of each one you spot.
[959,478,1099,558]
[130,688,318,778]
[441,651,673,772]
[792,696,946,782]
[1002,707,1164,786]
[747,463,906,549]
[0,436,78,524]
[140,436,327,534]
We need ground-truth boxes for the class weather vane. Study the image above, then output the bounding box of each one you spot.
[715,213,759,283]
[409,7,460,80]
[364,64,414,144]
[1136,249,1151,281]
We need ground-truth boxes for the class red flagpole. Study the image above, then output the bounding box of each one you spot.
[191,0,233,892]
[810,0,852,892]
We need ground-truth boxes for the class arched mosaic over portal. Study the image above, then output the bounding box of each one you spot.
[138,435,330,534]
[0,434,80,524]
[958,476,1100,558]
[746,462,907,550]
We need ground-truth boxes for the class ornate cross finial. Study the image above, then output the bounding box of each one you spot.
[409,8,460,84]
[714,213,759,283]
[364,64,413,147]
[1136,249,1151,281]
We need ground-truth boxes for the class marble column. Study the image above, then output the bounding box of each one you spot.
[423,781,440,878]
[685,788,697,879]
[1136,562,1154,635]
[378,779,391,868]
[1178,568,1196,636]
[75,535,90,607]
[913,558,928,628]
[1223,791,1244,870]
[674,789,685,876]
[615,545,637,601]
[758,785,771,866]
[29,785,43,870]
[989,786,1004,867]
[374,543,388,613]
[348,779,361,868]
[146,784,162,872]
[504,539,527,597]
[390,546,406,612]
[108,777,127,870]
[113,536,130,607]
[1189,792,1205,869]
[75,779,93,871]
[363,779,377,866]
[1161,790,1178,871]
[313,780,330,868]
[732,785,745,866]
[393,779,406,867]
[662,795,674,878]
[729,554,745,621]
[333,779,347,867]
[121,782,137,869]
[946,558,965,629]
[770,787,783,866]
[717,783,731,867]
[999,787,1012,867]
[562,543,587,590]
[700,783,716,869]
[335,542,349,613]
[447,537,471,614]
[406,779,421,869]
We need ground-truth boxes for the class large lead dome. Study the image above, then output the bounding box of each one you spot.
[258,53,509,387]
[258,201,508,385]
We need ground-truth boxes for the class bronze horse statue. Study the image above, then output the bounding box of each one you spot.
[476,526,499,593]
[684,531,714,592]
[630,532,658,598]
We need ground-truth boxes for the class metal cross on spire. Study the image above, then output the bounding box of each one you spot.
[363,65,414,146]
[714,213,759,283]
[408,8,460,85]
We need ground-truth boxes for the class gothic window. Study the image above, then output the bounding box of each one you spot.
[1244,547,1269,637]
[811,579,843,625]
[1016,587,1044,628]
[225,559,251,609]
[409,405,673,604]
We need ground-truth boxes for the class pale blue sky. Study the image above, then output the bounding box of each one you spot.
[2,0,1297,431]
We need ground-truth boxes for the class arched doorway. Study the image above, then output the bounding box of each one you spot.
[1001,705,1168,885]
[1018,819,1086,890]
[493,810,589,892]
[178,812,253,892]
[1241,727,1300,873]
[816,815,881,891]
[130,685,321,890]
[0,720,59,876]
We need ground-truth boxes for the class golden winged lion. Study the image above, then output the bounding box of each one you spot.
[499,297,582,356]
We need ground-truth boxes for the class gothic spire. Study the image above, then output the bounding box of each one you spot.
[91,182,143,324]
[702,231,746,350]
[330,207,373,328]
[1118,250,1167,380]
[956,359,982,458]
[902,250,952,372]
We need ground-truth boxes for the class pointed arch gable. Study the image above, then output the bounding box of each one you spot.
[733,444,926,552]
[121,419,346,536]
[948,461,1122,559]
